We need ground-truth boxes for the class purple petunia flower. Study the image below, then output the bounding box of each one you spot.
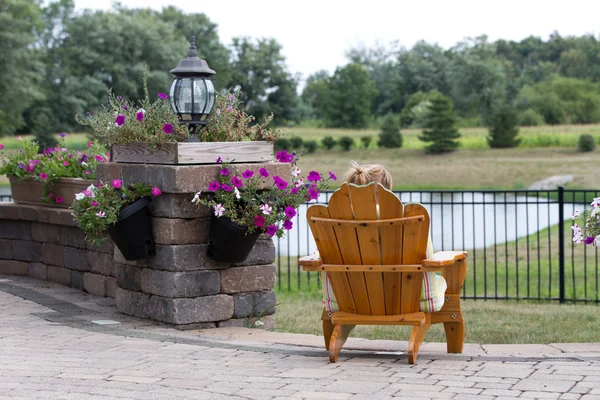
[265,225,278,236]
[259,168,269,178]
[276,180,288,190]
[115,115,126,126]
[291,187,300,195]
[307,188,319,201]
[284,206,296,219]
[220,168,229,176]
[136,111,144,121]
[242,170,254,179]
[307,171,321,182]
[208,181,220,191]
[221,184,232,192]
[283,220,293,230]
[158,92,168,99]
[216,157,222,164]
[80,154,88,163]
[18,163,25,169]
[59,133,66,138]
[94,155,104,162]
[254,215,266,228]
[122,105,129,110]
[275,150,293,163]
[162,123,173,134]
[329,172,337,180]
[585,236,595,245]
[231,176,243,188]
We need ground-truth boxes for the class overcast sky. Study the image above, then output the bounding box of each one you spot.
[74,0,600,82]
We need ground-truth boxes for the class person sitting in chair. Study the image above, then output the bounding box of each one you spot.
[321,161,447,315]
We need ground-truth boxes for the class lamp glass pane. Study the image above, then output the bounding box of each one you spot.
[192,79,207,113]
[177,78,193,113]
[205,80,215,114]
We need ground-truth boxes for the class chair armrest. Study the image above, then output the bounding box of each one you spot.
[421,251,467,267]
[299,254,323,271]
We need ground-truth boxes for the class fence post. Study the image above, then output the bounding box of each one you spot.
[558,186,565,304]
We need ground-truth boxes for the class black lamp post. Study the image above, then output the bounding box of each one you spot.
[169,36,216,137]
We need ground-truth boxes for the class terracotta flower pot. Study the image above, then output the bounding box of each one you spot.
[9,177,94,208]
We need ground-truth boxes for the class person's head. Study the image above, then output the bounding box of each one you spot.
[343,161,393,190]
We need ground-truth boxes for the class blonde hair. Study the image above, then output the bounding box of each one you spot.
[343,161,393,190]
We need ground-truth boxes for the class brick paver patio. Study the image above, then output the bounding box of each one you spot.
[1,275,600,400]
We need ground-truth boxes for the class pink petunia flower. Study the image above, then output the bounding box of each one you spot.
[55,196,63,204]
[111,179,122,189]
[162,123,173,134]
[87,142,93,147]
[91,201,99,207]
[115,115,125,126]
[40,173,47,180]
[254,215,266,228]
[265,225,278,236]
[283,220,293,230]
[63,161,69,166]
[151,187,162,197]
[0,144,4,150]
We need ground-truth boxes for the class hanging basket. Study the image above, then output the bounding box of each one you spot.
[207,214,261,263]
[108,197,155,260]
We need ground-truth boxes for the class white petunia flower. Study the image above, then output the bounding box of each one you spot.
[191,191,201,203]
[294,179,304,188]
[234,187,241,199]
[95,211,106,218]
[572,210,580,220]
[592,197,600,208]
[75,193,85,201]
[214,204,225,217]
[292,167,301,177]
[259,204,272,215]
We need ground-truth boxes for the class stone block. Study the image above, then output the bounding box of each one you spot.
[87,251,113,276]
[46,208,77,227]
[47,265,71,285]
[96,162,122,183]
[11,240,42,262]
[233,290,277,318]
[149,193,210,218]
[150,244,229,272]
[18,205,42,223]
[147,294,233,324]
[141,269,220,298]
[233,239,276,266]
[83,273,107,297]
[42,243,64,266]
[151,217,209,245]
[0,220,31,240]
[71,271,84,291]
[220,264,276,294]
[217,315,275,330]
[28,262,48,280]
[31,222,61,244]
[0,204,21,220]
[114,263,142,292]
[0,260,28,275]
[0,239,13,259]
[115,288,150,319]
[59,226,87,249]
[114,246,148,267]
[106,277,117,298]
[64,247,89,271]
[121,164,149,186]
[86,236,114,254]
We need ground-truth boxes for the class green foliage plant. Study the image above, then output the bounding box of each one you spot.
[0,136,108,205]
[338,136,354,151]
[360,136,372,148]
[377,113,403,148]
[577,134,596,152]
[487,104,521,148]
[519,109,545,126]
[419,92,461,154]
[274,138,290,151]
[289,136,303,149]
[303,140,317,153]
[71,180,162,246]
[321,136,337,150]
[201,87,281,142]
[192,150,335,238]
[572,200,600,245]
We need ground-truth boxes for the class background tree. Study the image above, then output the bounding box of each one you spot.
[419,91,461,154]
[300,70,330,121]
[322,63,378,129]
[377,113,403,148]
[487,104,521,148]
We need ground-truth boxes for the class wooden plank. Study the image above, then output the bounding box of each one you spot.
[348,183,386,316]
[313,264,443,273]
[443,258,468,294]
[332,311,425,326]
[328,183,371,315]
[112,143,177,164]
[307,204,357,313]
[400,271,423,314]
[422,251,467,267]
[431,311,464,324]
[439,294,461,312]
[402,203,430,314]
[378,187,404,314]
[310,215,424,228]
[177,141,273,164]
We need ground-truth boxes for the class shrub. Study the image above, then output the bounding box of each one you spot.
[418,92,461,154]
[289,136,303,149]
[303,140,318,153]
[338,136,354,151]
[360,136,372,149]
[274,138,290,151]
[518,109,545,126]
[377,113,403,149]
[578,134,596,152]
[487,104,521,148]
[321,136,337,150]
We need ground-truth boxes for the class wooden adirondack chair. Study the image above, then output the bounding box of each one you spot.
[299,182,467,364]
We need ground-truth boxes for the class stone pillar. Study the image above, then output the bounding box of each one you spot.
[98,162,288,329]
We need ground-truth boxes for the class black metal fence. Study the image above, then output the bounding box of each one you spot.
[2,188,599,303]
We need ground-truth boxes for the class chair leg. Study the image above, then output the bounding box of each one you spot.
[444,320,465,353]
[407,314,431,364]
[321,309,334,351]
[328,324,355,363]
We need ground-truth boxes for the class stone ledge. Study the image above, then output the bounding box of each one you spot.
[0,203,76,226]
[114,263,142,292]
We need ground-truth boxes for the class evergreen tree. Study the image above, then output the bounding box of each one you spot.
[377,113,403,148]
[487,104,521,148]
[418,92,461,154]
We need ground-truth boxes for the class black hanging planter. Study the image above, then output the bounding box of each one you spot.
[207,214,261,263]
[107,197,155,260]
